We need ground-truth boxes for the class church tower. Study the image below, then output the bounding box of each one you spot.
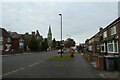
[47,25,52,40]
[47,25,52,49]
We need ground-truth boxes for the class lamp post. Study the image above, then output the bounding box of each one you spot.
[59,13,62,58]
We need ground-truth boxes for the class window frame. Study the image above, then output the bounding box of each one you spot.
[0,45,3,50]
[111,26,116,35]
[107,40,118,53]
[100,43,106,52]
[103,31,107,38]
[0,37,3,41]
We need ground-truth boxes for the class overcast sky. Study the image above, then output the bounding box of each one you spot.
[1,1,119,44]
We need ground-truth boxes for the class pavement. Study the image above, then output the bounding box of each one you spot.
[85,55,119,79]
[91,61,119,78]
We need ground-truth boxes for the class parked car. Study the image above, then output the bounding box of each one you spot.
[58,49,64,54]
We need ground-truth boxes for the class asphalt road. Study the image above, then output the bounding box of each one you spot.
[2,51,57,77]
[2,51,102,78]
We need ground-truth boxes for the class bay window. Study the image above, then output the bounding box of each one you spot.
[107,40,118,53]
[0,37,3,41]
[0,45,3,50]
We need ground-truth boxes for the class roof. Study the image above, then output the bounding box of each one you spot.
[10,32,20,39]
[88,17,120,40]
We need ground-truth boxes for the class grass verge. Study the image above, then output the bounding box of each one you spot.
[64,52,69,54]
[48,55,75,61]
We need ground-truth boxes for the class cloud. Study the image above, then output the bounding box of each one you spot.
[2,2,118,44]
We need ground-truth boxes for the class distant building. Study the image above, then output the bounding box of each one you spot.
[36,30,43,45]
[0,28,44,54]
[0,28,12,54]
[35,30,43,51]
[24,33,31,51]
[9,32,24,53]
[47,25,52,50]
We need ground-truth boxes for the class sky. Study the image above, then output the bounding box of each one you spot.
[1,0,119,45]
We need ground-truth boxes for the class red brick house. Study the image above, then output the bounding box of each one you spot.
[0,28,12,54]
[99,17,120,56]
[85,17,120,56]
[10,32,24,53]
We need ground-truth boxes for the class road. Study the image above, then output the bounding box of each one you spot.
[2,51,102,78]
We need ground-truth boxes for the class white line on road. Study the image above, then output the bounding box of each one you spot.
[100,73,105,78]
[2,53,34,57]
[1,58,48,77]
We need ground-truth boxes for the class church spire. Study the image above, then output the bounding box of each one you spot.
[47,25,52,40]
[48,25,51,34]
[47,25,52,50]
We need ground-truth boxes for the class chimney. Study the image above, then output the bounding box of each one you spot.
[99,27,103,32]
[32,32,35,36]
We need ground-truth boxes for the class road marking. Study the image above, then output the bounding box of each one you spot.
[3,69,19,76]
[19,67,26,70]
[2,53,34,57]
[100,73,105,78]
[2,55,10,57]
[1,58,47,77]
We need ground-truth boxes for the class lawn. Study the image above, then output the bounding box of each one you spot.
[64,51,69,54]
[48,55,75,61]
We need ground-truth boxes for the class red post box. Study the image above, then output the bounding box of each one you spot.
[70,48,74,57]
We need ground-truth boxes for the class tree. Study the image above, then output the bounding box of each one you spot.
[44,38,49,51]
[52,38,56,49]
[64,38,76,48]
[76,44,84,53]
[41,38,48,51]
[29,35,39,51]
[24,37,30,51]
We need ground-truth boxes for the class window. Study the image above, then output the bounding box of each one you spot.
[103,31,107,38]
[107,40,118,53]
[101,43,106,52]
[114,41,118,52]
[111,26,116,35]
[88,46,92,51]
[5,44,11,51]
[0,41,2,45]
[7,38,11,43]
[0,37,3,41]
[19,39,24,48]
[108,41,113,52]
[0,45,3,50]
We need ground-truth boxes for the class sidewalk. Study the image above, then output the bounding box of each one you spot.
[86,55,119,79]
[91,61,119,78]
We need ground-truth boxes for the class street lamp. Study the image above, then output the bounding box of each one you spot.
[59,13,62,58]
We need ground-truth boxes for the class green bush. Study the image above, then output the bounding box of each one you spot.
[48,56,75,61]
